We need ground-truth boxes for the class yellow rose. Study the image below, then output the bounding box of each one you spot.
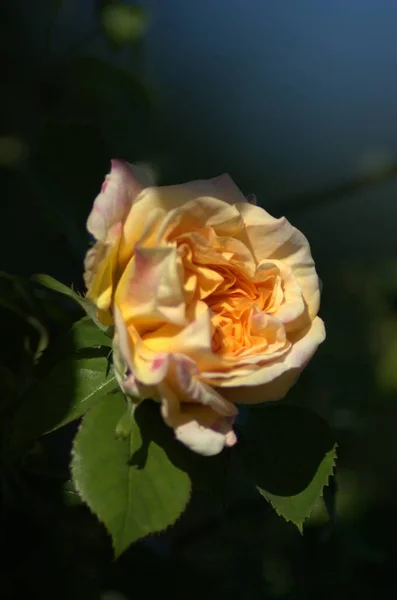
[85,160,325,456]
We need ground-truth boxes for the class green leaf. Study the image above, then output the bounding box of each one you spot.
[237,404,336,530]
[134,400,231,497]
[71,395,191,556]
[71,317,112,351]
[9,356,117,454]
[32,274,108,332]
[258,446,337,531]
[101,3,148,46]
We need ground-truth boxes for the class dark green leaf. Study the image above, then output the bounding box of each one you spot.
[9,356,117,454]
[71,394,191,556]
[32,274,108,332]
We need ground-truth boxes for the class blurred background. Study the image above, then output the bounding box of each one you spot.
[2,0,397,598]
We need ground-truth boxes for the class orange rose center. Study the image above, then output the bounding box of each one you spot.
[176,227,286,359]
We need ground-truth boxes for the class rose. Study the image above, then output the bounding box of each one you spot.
[84,160,325,456]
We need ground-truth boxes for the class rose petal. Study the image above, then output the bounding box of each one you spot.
[142,305,213,359]
[85,241,119,319]
[120,179,243,264]
[87,160,147,243]
[212,317,325,401]
[173,356,238,417]
[115,245,186,329]
[113,306,158,397]
[159,382,237,456]
[175,417,237,456]
[158,173,246,207]
[237,203,321,329]
[256,261,306,329]
[206,173,247,204]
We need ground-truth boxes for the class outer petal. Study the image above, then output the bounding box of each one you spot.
[87,160,148,243]
[150,195,242,246]
[175,415,237,456]
[184,173,247,205]
[85,241,119,314]
[119,175,244,264]
[115,245,186,329]
[113,306,157,399]
[85,160,155,317]
[159,381,237,456]
[236,203,321,329]
[172,355,238,417]
[212,317,325,401]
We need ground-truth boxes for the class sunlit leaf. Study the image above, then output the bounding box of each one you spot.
[259,446,337,531]
[237,404,336,530]
[71,317,112,351]
[71,394,191,556]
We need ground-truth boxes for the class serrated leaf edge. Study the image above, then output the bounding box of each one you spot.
[70,402,192,558]
[258,444,338,532]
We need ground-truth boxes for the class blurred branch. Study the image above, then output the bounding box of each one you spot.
[277,163,397,215]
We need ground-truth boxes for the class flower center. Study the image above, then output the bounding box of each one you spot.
[205,265,284,356]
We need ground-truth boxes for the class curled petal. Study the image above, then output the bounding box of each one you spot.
[175,416,237,456]
[173,356,238,417]
[256,261,306,329]
[142,302,213,359]
[159,382,237,456]
[113,306,157,397]
[237,203,321,329]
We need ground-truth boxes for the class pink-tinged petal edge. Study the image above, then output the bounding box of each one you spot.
[87,159,152,243]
